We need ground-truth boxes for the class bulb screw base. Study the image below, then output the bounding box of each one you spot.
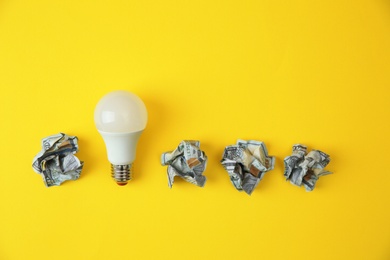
[111,164,133,186]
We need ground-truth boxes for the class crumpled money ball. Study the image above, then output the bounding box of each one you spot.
[221,140,275,195]
[32,133,84,187]
[161,140,207,188]
[284,144,332,191]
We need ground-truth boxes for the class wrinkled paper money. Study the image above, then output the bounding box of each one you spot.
[221,140,275,195]
[32,133,84,187]
[284,144,332,191]
[161,140,207,188]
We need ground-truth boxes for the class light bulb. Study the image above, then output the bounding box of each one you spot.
[94,90,148,186]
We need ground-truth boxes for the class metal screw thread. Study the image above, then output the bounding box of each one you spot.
[111,164,133,185]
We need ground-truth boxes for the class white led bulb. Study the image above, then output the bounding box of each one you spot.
[94,90,147,185]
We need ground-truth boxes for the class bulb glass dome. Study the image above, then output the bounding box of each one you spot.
[94,90,147,133]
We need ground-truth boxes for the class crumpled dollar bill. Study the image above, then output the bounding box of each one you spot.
[221,140,275,195]
[32,133,84,187]
[284,144,332,191]
[161,140,207,188]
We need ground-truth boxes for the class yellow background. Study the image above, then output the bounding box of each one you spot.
[0,0,389,259]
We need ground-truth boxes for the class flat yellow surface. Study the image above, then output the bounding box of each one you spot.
[0,1,389,259]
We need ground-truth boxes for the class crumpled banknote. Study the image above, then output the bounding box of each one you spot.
[32,133,84,187]
[284,144,332,191]
[221,140,275,195]
[161,140,207,188]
